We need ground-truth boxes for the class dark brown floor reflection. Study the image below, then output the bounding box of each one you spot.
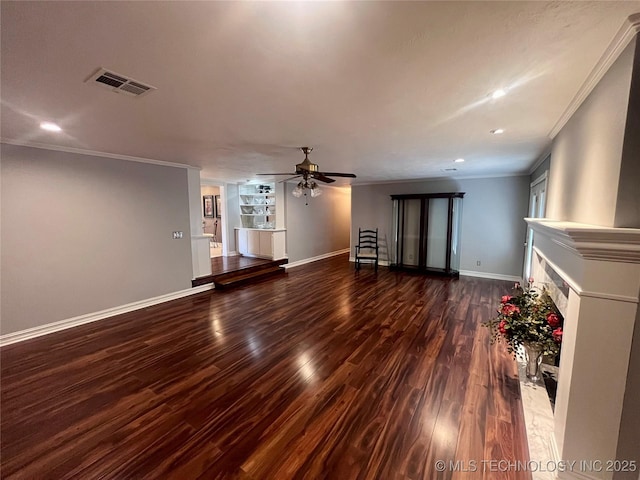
[1,254,530,479]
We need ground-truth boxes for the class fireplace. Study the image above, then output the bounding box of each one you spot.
[525,219,640,480]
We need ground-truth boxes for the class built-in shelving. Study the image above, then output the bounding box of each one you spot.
[239,183,276,228]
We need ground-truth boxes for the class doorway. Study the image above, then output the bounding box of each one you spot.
[201,184,223,258]
[523,171,548,280]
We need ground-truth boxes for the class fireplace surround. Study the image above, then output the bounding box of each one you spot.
[525,219,640,480]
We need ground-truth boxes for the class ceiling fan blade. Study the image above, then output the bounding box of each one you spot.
[318,172,357,178]
[256,148,355,185]
[312,173,336,183]
[278,175,301,183]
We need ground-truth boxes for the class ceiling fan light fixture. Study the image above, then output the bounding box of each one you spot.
[292,181,304,198]
[260,147,354,203]
[310,182,322,198]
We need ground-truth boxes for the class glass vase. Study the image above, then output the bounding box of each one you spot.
[524,343,543,383]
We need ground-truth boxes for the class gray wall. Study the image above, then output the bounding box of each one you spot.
[285,184,351,263]
[616,39,640,228]
[0,144,193,335]
[351,175,530,278]
[547,38,636,227]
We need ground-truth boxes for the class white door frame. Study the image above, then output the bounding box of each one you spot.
[523,170,548,280]
[218,185,229,257]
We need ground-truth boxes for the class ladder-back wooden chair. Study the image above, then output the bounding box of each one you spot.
[355,228,379,271]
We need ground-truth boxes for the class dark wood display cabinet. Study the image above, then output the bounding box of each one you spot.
[390,192,464,276]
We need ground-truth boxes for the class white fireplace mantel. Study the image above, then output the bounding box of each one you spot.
[526,219,640,263]
[526,219,640,304]
[525,218,640,480]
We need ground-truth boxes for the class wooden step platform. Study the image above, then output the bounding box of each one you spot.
[213,264,286,289]
[193,258,287,289]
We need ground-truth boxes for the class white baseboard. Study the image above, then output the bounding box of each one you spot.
[0,284,215,347]
[459,270,521,282]
[551,438,601,480]
[348,256,390,267]
[343,261,516,279]
[225,251,238,257]
[284,248,350,270]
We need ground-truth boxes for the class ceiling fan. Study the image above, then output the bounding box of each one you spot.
[258,147,356,189]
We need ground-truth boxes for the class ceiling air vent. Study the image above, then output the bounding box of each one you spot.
[86,68,156,98]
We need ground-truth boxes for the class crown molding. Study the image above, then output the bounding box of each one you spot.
[525,218,640,263]
[0,138,197,170]
[352,171,528,187]
[549,14,640,139]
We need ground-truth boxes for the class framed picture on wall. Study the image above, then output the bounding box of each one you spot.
[215,195,222,218]
[203,195,214,218]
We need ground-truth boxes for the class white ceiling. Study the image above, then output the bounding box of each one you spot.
[2,1,639,184]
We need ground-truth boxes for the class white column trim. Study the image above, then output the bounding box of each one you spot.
[527,217,640,479]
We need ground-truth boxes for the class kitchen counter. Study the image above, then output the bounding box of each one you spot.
[235,228,286,260]
[234,227,286,232]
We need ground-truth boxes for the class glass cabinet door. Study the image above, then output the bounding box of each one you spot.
[390,192,464,276]
[449,197,463,272]
[425,198,448,271]
[401,199,421,266]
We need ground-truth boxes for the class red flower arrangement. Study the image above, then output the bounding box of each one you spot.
[483,279,564,356]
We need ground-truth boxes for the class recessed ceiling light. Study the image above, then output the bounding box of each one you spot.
[490,128,505,134]
[491,89,507,99]
[40,122,62,132]
[454,158,465,163]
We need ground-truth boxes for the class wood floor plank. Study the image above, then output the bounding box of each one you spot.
[1,254,530,479]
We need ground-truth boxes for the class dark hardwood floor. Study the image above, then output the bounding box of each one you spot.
[0,254,530,479]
